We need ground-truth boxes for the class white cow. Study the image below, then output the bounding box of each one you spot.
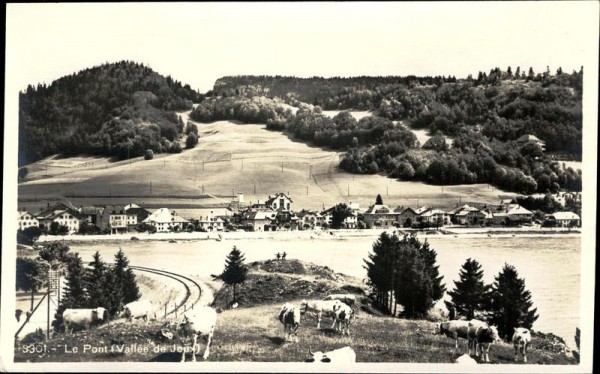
[332,302,354,336]
[306,346,356,363]
[468,320,501,362]
[120,300,156,324]
[512,327,532,362]
[279,303,302,342]
[300,299,341,329]
[177,307,218,362]
[323,294,357,308]
[62,307,108,334]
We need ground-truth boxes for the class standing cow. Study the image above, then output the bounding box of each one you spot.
[279,303,302,342]
[435,320,471,349]
[62,307,108,334]
[299,299,341,329]
[468,320,501,362]
[512,327,532,362]
[178,307,218,362]
[332,302,354,336]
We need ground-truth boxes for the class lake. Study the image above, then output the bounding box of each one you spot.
[68,234,580,347]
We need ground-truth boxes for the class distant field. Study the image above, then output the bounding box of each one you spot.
[18,111,514,216]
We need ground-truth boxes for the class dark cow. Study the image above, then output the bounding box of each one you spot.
[279,303,302,342]
[468,320,501,362]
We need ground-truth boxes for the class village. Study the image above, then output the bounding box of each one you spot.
[17,191,581,238]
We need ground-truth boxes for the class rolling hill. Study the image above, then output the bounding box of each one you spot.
[18,107,513,215]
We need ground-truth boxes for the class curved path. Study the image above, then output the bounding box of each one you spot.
[128,265,204,317]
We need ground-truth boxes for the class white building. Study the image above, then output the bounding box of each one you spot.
[17,211,39,231]
[143,208,190,232]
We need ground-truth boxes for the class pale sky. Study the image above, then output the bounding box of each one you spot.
[5,2,599,93]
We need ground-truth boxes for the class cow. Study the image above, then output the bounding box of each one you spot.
[332,302,354,336]
[323,294,357,308]
[62,307,108,334]
[305,346,356,363]
[299,299,341,329]
[177,307,218,362]
[435,320,471,349]
[512,327,532,362]
[279,303,302,342]
[120,300,156,324]
[468,320,501,363]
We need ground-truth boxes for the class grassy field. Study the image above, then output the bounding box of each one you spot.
[14,259,576,364]
[18,109,514,215]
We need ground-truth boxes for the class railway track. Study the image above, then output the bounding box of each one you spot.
[128,265,203,317]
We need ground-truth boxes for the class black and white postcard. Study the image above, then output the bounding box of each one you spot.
[2,2,598,373]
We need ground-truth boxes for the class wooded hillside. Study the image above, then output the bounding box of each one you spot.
[19,61,203,165]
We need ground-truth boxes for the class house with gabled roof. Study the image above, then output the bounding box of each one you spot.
[544,211,580,227]
[17,210,39,231]
[240,209,277,232]
[517,134,545,150]
[143,208,190,232]
[36,203,84,234]
[321,205,358,229]
[363,204,397,228]
[396,207,418,228]
[265,192,293,212]
[296,210,324,230]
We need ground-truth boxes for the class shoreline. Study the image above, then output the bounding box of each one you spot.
[34,227,581,244]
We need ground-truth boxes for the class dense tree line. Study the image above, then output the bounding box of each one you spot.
[364,232,445,318]
[19,61,203,165]
[212,67,582,159]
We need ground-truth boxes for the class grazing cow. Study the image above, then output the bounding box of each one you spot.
[435,320,471,349]
[468,320,501,362]
[306,346,356,363]
[324,294,357,308]
[299,299,341,329]
[62,307,108,333]
[279,303,302,342]
[332,302,354,336]
[120,300,156,324]
[177,307,218,362]
[512,327,532,362]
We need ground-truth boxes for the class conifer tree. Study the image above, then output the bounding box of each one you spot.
[488,263,539,340]
[85,251,117,314]
[221,246,248,303]
[60,253,88,309]
[375,194,383,205]
[113,249,140,305]
[446,258,489,320]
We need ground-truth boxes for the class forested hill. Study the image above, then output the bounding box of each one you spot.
[18,61,203,166]
[212,67,583,158]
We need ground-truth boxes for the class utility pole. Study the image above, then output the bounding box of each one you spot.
[347,184,350,197]
[149,182,152,195]
[387,185,389,196]
[306,186,308,195]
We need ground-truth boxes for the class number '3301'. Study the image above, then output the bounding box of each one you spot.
[21,344,47,354]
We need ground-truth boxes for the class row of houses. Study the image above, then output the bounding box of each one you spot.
[17,193,581,236]
[16,202,217,234]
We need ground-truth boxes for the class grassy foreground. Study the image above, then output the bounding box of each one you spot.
[14,259,576,364]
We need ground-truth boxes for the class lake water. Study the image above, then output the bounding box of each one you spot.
[69,234,580,346]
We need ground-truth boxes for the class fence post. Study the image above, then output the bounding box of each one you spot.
[184,304,187,312]
[164,304,167,318]
[174,303,177,318]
